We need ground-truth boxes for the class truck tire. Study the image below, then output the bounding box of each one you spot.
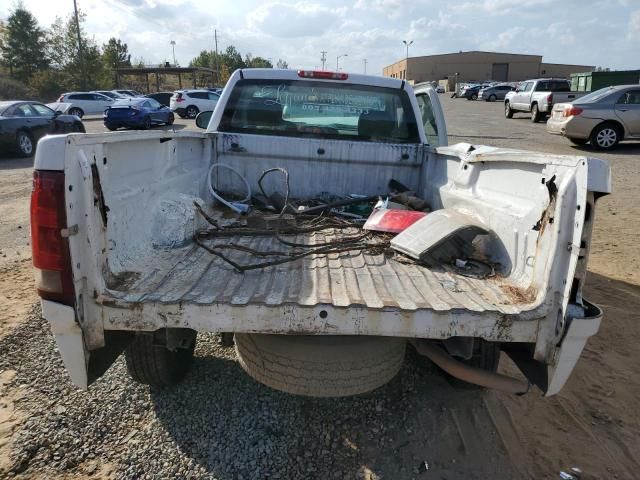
[504,102,513,118]
[235,334,406,397]
[125,332,196,387]
[531,103,541,123]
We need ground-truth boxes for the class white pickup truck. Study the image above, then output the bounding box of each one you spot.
[504,78,587,122]
[31,69,610,398]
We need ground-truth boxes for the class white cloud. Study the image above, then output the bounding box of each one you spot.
[462,0,551,14]
[247,2,345,38]
[628,10,640,40]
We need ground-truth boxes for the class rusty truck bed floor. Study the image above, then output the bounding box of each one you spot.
[102,231,533,314]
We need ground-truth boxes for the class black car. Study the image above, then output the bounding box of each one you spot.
[0,101,85,157]
[145,92,173,107]
[462,85,482,100]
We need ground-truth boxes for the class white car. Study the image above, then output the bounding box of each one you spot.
[112,89,143,97]
[56,92,114,118]
[170,89,220,119]
[93,90,127,100]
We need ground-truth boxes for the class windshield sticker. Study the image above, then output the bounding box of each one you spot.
[253,84,385,113]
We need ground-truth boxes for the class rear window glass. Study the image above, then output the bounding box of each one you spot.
[219,79,420,143]
[579,87,618,103]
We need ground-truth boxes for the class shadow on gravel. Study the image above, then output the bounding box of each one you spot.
[150,343,521,480]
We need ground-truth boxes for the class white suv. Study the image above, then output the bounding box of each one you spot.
[170,90,220,119]
[57,92,114,117]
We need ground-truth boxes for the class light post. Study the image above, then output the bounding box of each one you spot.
[402,39,413,59]
[336,53,348,71]
[170,40,177,66]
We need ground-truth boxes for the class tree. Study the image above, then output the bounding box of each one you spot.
[276,59,289,69]
[102,38,131,69]
[0,5,48,80]
[244,53,272,68]
[47,12,106,90]
[222,45,245,73]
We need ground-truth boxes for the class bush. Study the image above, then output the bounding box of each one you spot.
[28,70,70,102]
[0,76,30,100]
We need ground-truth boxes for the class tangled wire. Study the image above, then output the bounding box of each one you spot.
[193,168,392,273]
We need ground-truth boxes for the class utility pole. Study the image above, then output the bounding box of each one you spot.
[363,58,367,74]
[336,53,347,71]
[320,51,327,71]
[170,40,176,66]
[72,0,86,89]
[214,29,219,85]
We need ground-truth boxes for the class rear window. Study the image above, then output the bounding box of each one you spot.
[219,79,420,143]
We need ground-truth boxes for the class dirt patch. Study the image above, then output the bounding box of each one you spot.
[0,369,25,476]
[0,259,38,339]
[499,284,538,304]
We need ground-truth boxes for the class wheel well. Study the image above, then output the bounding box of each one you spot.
[592,120,625,140]
[187,105,198,110]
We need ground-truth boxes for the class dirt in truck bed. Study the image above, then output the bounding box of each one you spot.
[1,98,639,479]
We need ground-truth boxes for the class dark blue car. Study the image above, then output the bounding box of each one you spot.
[103,97,174,130]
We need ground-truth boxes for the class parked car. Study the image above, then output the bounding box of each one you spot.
[145,92,173,107]
[436,85,445,93]
[93,90,127,100]
[57,92,115,118]
[0,100,84,157]
[170,89,220,118]
[103,97,174,131]
[547,85,640,150]
[462,85,482,100]
[478,83,515,102]
[33,69,610,401]
[504,78,587,122]
[112,89,144,97]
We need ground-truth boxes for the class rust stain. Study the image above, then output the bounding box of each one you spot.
[500,285,537,304]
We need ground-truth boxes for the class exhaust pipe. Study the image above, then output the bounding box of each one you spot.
[412,341,530,395]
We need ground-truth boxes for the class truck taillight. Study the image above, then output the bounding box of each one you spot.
[547,93,553,104]
[30,171,75,305]
[564,106,583,117]
[297,70,348,80]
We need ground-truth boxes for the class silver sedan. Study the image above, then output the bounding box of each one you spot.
[547,85,640,150]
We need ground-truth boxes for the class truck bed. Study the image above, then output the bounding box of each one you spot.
[101,228,536,315]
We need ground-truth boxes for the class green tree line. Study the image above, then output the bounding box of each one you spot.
[0,3,287,100]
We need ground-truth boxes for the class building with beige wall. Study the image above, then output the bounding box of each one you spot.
[382,51,594,90]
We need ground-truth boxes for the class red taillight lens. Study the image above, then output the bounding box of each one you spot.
[175,93,184,102]
[547,93,553,104]
[563,106,583,117]
[297,70,348,80]
[30,171,74,305]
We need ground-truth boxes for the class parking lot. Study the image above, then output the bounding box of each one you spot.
[1,97,639,479]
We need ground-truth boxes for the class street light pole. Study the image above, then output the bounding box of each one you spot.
[336,53,348,71]
[402,40,413,60]
[170,40,177,66]
[363,58,367,74]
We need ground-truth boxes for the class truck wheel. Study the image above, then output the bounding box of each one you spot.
[504,102,513,118]
[590,123,621,150]
[531,104,541,123]
[235,334,406,397]
[125,332,197,387]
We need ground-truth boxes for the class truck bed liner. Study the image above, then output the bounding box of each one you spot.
[101,231,536,315]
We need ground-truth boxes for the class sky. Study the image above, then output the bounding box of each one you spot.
[2,0,639,75]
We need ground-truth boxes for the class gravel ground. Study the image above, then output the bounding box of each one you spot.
[1,306,516,480]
